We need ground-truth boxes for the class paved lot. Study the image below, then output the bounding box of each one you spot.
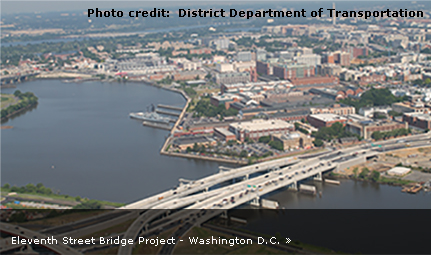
[402,170,431,182]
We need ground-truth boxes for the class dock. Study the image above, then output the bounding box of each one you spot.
[157,104,183,111]
[142,121,172,131]
[155,109,181,117]
[402,183,423,194]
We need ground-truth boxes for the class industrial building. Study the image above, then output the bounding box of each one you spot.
[271,132,313,150]
[215,72,251,85]
[310,104,355,115]
[214,128,237,142]
[228,119,294,142]
[345,120,408,140]
[307,113,347,128]
[403,112,431,130]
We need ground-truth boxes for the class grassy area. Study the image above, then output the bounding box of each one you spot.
[379,176,413,186]
[1,188,125,208]
[0,93,17,109]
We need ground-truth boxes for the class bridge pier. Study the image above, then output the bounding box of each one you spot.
[243,174,249,181]
[313,172,323,181]
[287,181,297,190]
[250,197,260,207]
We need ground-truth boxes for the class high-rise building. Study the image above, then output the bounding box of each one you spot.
[237,51,252,62]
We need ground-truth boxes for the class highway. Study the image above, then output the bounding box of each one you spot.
[1,133,428,255]
[117,132,431,255]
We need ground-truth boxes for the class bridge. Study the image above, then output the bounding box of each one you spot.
[118,132,431,254]
[0,73,39,85]
[1,133,429,254]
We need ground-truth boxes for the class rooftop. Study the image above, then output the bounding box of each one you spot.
[309,113,347,122]
[229,119,293,132]
[214,128,236,137]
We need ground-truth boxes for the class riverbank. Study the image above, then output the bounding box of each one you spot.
[1,186,125,209]
[1,103,37,122]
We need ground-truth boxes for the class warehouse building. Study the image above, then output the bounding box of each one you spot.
[228,119,294,142]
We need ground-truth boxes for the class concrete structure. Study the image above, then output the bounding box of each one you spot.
[290,76,339,89]
[220,81,291,94]
[271,132,313,149]
[403,113,431,130]
[215,72,250,85]
[214,128,236,142]
[273,64,314,80]
[119,132,431,255]
[172,136,216,150]
[359,106,392,118]
[216,63,234,73]
[387,167,411,176]
[310,104,355,115]
[346,120,408,140]
[210,93,242,108]
[393,101,430,114]
[228,119,294,141]
[172,70,206,81]
[296,54,321,66]
[307,114,347,128]
[237,51,252,62]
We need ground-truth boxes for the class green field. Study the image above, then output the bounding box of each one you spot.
[0,93,18,109]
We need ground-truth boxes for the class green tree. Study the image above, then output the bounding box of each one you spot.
[25,183,37,193]
[192,143,199,152]
[370,170,380,182]
[313,138,324,147]
[359,167,370,179]
[269,140,284,151]
[372,131,383,140]
[352,167,358,178]
[73,200,102,209]
[259,136,271,144]
[239,150,248,157]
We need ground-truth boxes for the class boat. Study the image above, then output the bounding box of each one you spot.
[129,111,171,124]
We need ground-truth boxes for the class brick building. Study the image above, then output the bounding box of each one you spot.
[214,128,237,141]
[310,104,355,115]
[357,74,386,86]
[289,76,338,89]
[272,64,314,80]
[307,113,347,128]
[346,120,408,139]
[403,113,431,130]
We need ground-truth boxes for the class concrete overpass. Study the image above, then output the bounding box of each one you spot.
[117,132,431,255]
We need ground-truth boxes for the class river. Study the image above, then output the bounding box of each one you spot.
[2,80,430,206]
[1,80,224,203]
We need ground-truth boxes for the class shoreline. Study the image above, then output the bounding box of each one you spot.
[1,103,38,122]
